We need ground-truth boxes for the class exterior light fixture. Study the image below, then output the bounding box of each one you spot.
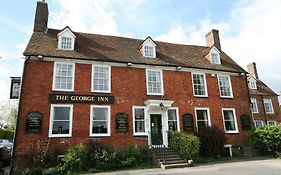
[159,103,164,110]
[127,62,133,66]
[38,55,43,61]
[176,66,182,70]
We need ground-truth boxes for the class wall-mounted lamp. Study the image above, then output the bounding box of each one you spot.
[211,73,216,77]
[127,62,133,66]
[38,55,43,61]
[159,103,164,110]
[176,66,182,70]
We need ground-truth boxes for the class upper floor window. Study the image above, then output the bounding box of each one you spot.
[52,62,75,91]
[61,37,72,50]
[267,120,277,126]
[195,107,211,131]
[133,106,146,135]
[57,27,76,50]
[90,105,110,136]
[168,108,179,131]
[263,99,274,114]
[146,69,164,95]
[140,36,156,58]
[92,65,111,93]
[49,104,73,137]
[217,75,233,98]
[222,108,238,133]
[251,98,259,113]
[144,46,154,58]
[192,73,208,97]
[249,78,257,90]
[254,120,264,128]
[210,47,221,64]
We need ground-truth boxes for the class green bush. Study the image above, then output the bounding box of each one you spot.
[0,128,5,138]
[87,141,118,170]
[196,126,225,158]
[168,131,200,160]
[57,144,87,175]
[4,129,14,139]
[250,124,281,156]
[32,139,57,168]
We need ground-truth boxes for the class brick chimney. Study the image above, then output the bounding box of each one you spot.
[205,29,221,50]
[247,62,259,79]
[33,0,49,32]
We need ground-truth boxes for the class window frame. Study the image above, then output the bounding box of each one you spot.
[192,72,208,97]
[89,105,111,137]
[91,64,111,93]
[144,46,155,58]
[267,120,277,126]
[250,98,259,113]
[249,80,257,90]
[167,107,180,132]
[217,75,233,98]
[49,104,73,138]
[222,108,239,134]
[195,107,211,131]
[254,120,264,128]
[210,47,221,64]
[146,69,164,96]
[263,99,274,114]
[132,106,147,136]
[52,62,75,92]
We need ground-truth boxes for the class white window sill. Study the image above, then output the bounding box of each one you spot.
[92,90,111,93]
[225,131,239,134]
[220,96,233,98]
[265,112,274,114]
[194,95,208,97]
[147,93,164,96]
[252,112,259,114]
[52,88,74,92]
[49,134,72,138]
[90,134,111,137]
[133,133,148,136]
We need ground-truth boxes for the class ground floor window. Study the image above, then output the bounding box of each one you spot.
[49,104,73,137]
[195,108,211,131]
[90,105,110,136]
[222,108,238,133]
[267,120,277,126]
[133,106,146,135]
[168,108,179,131]
[254,120,264,128]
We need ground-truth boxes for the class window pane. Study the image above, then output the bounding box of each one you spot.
[54,63,73,90]
[147,70,162,94]
[135,108,144,120]
[54,107,70,120]
[135,121,145,132]
[197,121,208,130]
[92,108,108,120]
[168,121,177,131]
[196,110,208,120]
[225,121,236,131]
[168,109,177,120]
[52,121,69,134]
[93,66,110,92]
[92,121,108,133]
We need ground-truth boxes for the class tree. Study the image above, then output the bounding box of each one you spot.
[0,100,18,130]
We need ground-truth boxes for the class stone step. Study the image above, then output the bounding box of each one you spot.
[164,159,186,165]
[161,163,189,169]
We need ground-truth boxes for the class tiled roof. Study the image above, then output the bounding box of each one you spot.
[249,78,278,96]
[24,28,246,73]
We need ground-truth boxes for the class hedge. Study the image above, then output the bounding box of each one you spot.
[250,124,281,156]
[168,131,200,160]
[0,128,14,140]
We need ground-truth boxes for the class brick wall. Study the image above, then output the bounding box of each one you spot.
[14,59,252,167]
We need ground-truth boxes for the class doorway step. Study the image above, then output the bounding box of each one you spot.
[151,146,189,169]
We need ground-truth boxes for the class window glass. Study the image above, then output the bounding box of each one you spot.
[91,106,110,135]
[267,120,276,126]
[147,70,163,95]
[251,98,258,113]
[193,73,207,96]
[211,53,219,64]
[223,109,238,133]
[218,75,233,97]
[54,63,74,91]
[93,66,110,92]
[61,37,72,50]
[263,99,274,114]
[50,105,72,136]
[134,107,145,134]
[196,109,210,131]
[144,46,154,58]
[168,109,178,131]
[254,120,264,128]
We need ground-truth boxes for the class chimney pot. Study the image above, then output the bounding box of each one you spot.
[205,29,221,50]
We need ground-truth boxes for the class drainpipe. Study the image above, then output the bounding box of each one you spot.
[11,56,30,174]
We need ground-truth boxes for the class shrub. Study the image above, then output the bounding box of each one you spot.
[86,141,118,170]
[196,126,226,158]
[168,131,200,160]
[120,145,139,168]
[57,144,87,175]
[250,124,281,156]
[32,139,56,168]
[3,129,14,140]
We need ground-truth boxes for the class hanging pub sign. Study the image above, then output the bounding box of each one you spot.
[49,94,114,104]
[26,112,42,133]
[116,113,128,132]
[10,77,21,99]
[183,113,194,131]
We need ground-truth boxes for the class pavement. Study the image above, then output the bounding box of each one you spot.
[85,159,281,175]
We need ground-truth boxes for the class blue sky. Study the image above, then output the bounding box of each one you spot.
[0,0,281,101]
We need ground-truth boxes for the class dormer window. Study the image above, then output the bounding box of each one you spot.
[58,26,76,51]
[209,46,221,64]
[140,36,157,58]
[144,46,154,58]
[249,77,257,90]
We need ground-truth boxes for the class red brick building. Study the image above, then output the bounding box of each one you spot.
[247,62,281,128]
[14,0,253,168]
